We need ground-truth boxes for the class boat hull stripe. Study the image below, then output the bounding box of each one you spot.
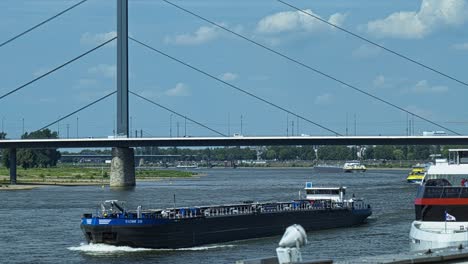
[415,198,468,205]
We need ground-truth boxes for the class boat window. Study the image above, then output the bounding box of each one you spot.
[306,189,340,195]
[425,179,451,187]
[459,151,468,164]
[425,174,468,186]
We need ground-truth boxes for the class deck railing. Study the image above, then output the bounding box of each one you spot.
[423,187,468,199]
[93,199,370,221]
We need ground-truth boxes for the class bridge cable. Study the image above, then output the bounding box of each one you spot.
[0,0,88,49]
[129,37,341,136]
[277,0,468,89]
[0,37,116,101]
[141,130,156,137]
[159,0,460,136]
[38,91,116,131]
[130,90,228,137]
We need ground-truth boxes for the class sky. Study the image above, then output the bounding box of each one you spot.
[0,0,468,138]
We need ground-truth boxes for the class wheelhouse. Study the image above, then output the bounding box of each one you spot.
[304,182,346,202]
[422,149,468,187]
[415,149,468,221]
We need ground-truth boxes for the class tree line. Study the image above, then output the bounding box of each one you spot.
[1,129,60,169]
[66,145,453,162]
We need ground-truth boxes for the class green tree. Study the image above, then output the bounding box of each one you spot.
[10,129,61,169]
[392,149,405,160]
[412,145,431,160]
[264,148,277,160]
[317,146,352,160]
[1,132,8,167]
[373,146,395,160]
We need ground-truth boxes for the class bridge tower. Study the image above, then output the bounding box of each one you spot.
[110,0,135,187]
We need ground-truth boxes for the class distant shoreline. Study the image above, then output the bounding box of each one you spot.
[0,166,408,190]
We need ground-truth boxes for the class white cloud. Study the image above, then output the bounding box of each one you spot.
[373,75,386,88]
[71,79,102,102]
[352,44,382,58]
[165,25,220,45]
[256,9,347,34]
[74,79,98,89]
[328,13,347,28]
[405,105,434,119]
[77,89,114,103]
[80,31,117,45]
[165,83,190,97]
[220,72,239,81]
[32,67,52,77]
[409,80,448,93]
[366,0,468,39]
[314,93,333,105]
[88,64,116,79]
[452,42,468,50]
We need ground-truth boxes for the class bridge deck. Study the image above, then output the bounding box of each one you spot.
[0,136,467,148]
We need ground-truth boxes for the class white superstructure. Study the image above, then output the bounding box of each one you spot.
[410,149,468,251]
[304,182,346,203]
[343,161,366,173]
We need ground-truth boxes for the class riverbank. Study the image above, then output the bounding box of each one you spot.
[0,184,41,191]
[0,167,198,188]
[0,165,409,189]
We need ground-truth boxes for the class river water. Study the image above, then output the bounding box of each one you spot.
[0,168,416,263]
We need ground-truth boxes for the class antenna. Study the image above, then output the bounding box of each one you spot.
[354,114,357,136]
[228,112,230,136]
[346,113,348,136]
[240,114,243,135]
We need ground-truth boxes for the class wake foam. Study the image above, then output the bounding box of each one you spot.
[175,244,234,251]
[68,243,152,253]
[68,243,234,254]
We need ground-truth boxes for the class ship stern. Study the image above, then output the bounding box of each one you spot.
[80,216,118,245]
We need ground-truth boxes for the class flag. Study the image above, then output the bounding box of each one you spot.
[445,211,456,221]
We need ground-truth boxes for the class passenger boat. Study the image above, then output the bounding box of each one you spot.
[176,163,198,169]
[410,149,468,250]
[313,164,342,173]
[343,161,366,173]
[81,182,372,249]
[406,164,428,184]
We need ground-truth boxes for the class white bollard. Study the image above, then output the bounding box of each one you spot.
[276,224,308,264]
[276,247,302,264]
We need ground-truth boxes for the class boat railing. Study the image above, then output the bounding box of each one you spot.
[439,186,445,199]
[165,200,359,218]
[423,186,468,199]
[89,199,370,220]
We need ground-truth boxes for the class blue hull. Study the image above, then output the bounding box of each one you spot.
[81,208,371,249]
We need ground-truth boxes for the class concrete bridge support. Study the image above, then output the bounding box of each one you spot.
[110,147,135,187]
[9,148,16,184]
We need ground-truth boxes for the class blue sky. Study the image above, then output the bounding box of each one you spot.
[0,0,468,138]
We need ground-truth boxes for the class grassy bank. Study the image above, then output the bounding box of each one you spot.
[0,166,197,184]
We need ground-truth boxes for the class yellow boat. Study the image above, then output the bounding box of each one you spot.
[406,164,427,183]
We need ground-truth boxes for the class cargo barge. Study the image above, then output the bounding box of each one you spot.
[81,182,372,248]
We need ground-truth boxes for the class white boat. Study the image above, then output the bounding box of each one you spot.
[303,182,371,210]
[409,149,468,251]
[176,164,198,169]
[313,164,342,173]
[343,161,366,173]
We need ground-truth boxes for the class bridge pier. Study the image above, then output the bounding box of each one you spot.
[9,148,16,185]
[110,147,135,187]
